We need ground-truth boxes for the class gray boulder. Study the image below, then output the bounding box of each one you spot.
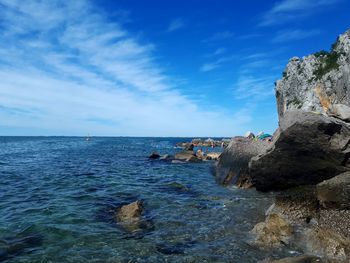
[249,111,350,191]
[215,136,269,186]
[317,171,350,209]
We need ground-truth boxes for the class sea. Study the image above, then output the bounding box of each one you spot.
[0,137,298,262]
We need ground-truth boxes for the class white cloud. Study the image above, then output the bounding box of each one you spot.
[272,29,321,43]
[167,18,186,32]
[0,0,249,136]
[260,0,340,26]
[200,56,235,72]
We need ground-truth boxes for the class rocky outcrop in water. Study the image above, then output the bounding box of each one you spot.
[217,28,350,261]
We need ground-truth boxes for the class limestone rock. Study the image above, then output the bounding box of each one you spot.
[251,213,293,247]
[317,172,350,209]
[215,136,269,186]
[276,29,350,122]
[329,104,350,122]
[249,111,350,191]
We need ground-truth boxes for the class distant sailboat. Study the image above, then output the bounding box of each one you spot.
[86,133,91,141]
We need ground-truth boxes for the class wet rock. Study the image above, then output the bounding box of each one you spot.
[316,171,350,209]
[115,200,143,222]
[205,152,221,161]
[250,111,350,191]
[159,154,174,161]
[215,136,269,186]
[261,255,321,263]
[175,150,195,161]
[148,152,161,159]
[186,155,202,163]
[185,143,194,151]
[251,213,293,247]
[303,227,350,261]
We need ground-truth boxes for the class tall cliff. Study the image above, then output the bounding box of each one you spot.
[276,29,350,122]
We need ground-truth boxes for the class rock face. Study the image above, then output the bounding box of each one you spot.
[316,171,350,209]
[215,137,269,186]
[249,111,350,191]
[276,29,350,122]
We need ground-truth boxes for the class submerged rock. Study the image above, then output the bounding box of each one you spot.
[249,111,350,191]
[251,213,293,247]
[316,171,350,209]
[115,200,143,222]
[186,155,202,163]
[148,152,161,159]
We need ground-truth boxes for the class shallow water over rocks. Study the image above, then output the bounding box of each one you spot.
[0,137,299,262]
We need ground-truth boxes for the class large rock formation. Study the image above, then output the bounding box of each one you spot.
[250,111,350,191]
[215,137,269,186]
[276,29,350,122]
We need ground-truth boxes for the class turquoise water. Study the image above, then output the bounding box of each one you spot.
[0,137,292,262]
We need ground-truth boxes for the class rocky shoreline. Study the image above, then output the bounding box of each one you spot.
[214,29,350,262]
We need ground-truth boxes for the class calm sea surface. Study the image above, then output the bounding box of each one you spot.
[0,137,297,262]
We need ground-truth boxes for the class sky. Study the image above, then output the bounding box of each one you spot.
[0,0,349,137]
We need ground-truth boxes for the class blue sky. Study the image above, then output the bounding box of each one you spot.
[0,0,349,136]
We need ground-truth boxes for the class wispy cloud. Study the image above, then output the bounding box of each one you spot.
[260,0,340,26]
[0,0,247,136]
[200,56,235,72]
[271,29,321,43]
[203,31,234,42]
[233,75,275,100]
[167,18,186,32]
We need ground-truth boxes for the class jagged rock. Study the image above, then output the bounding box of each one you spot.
[303,227,350,261]
[215,136,269,185]
[276,29,350,122]
[148,152,161,159]
[115,200,143,222]
[251,213,293,247]
[249,111,350,191]
[317,172,350,209]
